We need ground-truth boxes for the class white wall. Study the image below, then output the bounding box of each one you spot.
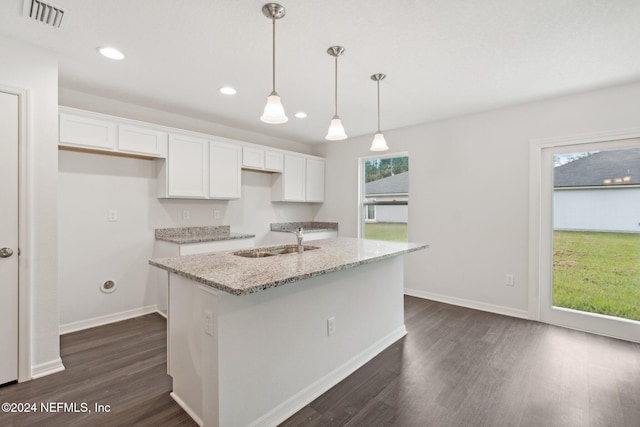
[57,93,314,329]
[0,36,61,374]
[554,188,640,232]
[313,81,640,318]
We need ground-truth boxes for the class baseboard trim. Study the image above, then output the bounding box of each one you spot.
[31,358,65,379]
[404,288,529,320]
[59,305,159,335]
[170,392,203,427]
[247,325,407,427]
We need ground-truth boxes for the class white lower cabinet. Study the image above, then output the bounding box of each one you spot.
[158,136,242,199]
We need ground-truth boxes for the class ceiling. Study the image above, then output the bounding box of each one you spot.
[2,0,640,144]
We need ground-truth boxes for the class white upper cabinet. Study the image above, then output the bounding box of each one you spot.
[305,158,325,202]
[272,154,324,202]
[59,113,117,151]
[158,136,242,200]
[242,147,284,173]
[209,141,241,199]
[118,124,167,157]
[242,147,265,169]
[160,134,209,198]
[264,151,284,172]
[59,108,166,158]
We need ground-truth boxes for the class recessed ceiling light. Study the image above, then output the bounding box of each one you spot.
[219,86,237,95]
[98,47,125,60]
[294,112,307,119]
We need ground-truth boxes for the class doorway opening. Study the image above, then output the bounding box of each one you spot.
[531,132,640,343]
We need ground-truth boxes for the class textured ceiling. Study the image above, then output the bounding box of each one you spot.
[1,0,640,144]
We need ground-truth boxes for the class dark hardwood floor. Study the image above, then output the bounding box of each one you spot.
[0,313,196,427]
[281,296,640,427]
[1,297,639,426]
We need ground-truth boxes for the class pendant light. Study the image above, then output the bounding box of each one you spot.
[370,73,389,151]
[260,3,288,124]
[325,46,347,140]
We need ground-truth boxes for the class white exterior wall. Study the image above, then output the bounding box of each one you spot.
[313,81,640,319]
[374,205,409,223]
[554,187,640,233]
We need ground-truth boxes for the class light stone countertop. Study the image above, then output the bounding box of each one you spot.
[149,237,428,296]
[155,225,255,244]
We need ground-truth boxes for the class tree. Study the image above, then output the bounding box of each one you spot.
[364,156,408,183]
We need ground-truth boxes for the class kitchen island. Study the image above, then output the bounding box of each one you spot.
[150,237,427,427]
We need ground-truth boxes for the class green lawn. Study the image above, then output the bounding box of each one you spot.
[553,231,640,321]
[364,222,408,242]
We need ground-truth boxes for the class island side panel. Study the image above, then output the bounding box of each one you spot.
[202,255,406,427]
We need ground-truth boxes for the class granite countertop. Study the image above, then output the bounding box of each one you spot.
[149,237,428,296]
[155,226,255,244]
[271,222,338,233]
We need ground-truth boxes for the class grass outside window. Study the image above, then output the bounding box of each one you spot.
[364,222,408,242]
[553,230,640,321]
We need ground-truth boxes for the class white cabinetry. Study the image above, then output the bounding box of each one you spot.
[158,136,242,199]
[305,158,325,202]
[272,154,325,202]
[118,124,167,157]
[59,113,117,151]
[160,134,209,198]
[242,147,284,172]
[209,141,241,199]
[59,108,167,158]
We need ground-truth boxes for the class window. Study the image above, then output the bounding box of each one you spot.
[359,153,409,242]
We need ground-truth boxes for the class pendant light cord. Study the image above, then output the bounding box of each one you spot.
[377,80,381,132]
[271,17,276,94]
[334,55,338,116]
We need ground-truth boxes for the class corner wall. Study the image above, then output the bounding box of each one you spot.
[57,92,315,329]
[313,81,640,317]
[0,36,61,376]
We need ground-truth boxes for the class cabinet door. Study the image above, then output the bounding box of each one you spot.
[283,154,306,201]
[264,151,284,172]
[59,113,116,150]
[118,124,167,157]
[209,141,241,199]
[167,134,208,198]
[242,147,264,170]
[305,158,325,202]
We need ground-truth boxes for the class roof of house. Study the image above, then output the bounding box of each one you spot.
[554,148,640,187]
[365,172,409,195]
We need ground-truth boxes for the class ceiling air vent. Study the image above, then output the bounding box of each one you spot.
[24,0,65,28]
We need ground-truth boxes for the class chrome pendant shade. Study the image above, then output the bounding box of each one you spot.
[370,73,389,151]
[325,46,347,140]
[260,3,288,124]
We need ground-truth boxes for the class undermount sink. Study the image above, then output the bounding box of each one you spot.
[233,245,320,258]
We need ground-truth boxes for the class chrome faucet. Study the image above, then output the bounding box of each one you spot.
[294,227,304,253]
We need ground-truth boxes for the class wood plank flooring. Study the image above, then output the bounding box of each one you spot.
[0,313,196,427]
[281,296,640,427]
[1,297,639,426]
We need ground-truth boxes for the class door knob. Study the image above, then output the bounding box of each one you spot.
[0,248,14,258]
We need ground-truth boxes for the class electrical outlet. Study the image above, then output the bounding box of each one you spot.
[327,317,336,336]
[108,209,118,222]
[204,310,213,336]
[213,209,221,220]
[182,210,190,220]
[505,274,514,286]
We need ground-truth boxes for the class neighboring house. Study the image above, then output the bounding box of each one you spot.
[554,148,640,232]
[364,172,408,223]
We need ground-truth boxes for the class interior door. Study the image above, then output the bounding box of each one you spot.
[539,138,640,343]
[0,90,19,384]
